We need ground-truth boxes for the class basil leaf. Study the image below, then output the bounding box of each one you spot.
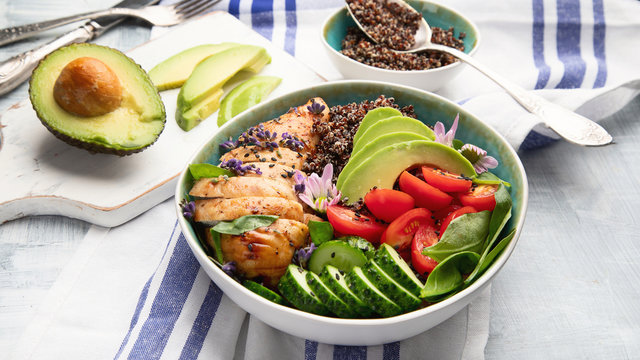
[213,215,279,235]
[422,211,490,263]
[308,220,334,245]
[473,171,511,187]
[420,251,480,301]
[189,163,234,180]
[464,229,516,286]
[209,229,224,263]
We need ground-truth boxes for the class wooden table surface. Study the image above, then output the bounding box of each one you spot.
[2,0,640,358]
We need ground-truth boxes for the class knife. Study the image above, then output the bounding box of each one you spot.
[0,0,159,96]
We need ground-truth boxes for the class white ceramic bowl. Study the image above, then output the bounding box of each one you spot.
[176,80,527,345]
[321,1,480,92]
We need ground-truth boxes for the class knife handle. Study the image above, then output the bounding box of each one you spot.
[0,23,96,96]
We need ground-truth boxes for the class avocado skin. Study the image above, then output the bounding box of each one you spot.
[29,43,166,156]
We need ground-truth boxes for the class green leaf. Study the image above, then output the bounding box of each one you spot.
[212,215,279,235]
[483,184,512,253]
[473,171,511,187]
[452,139,464,150]
[464,229,516,286]
[209,229,224,263]
[420,251,480,301]
[308,220,334,245]
[189,163,234,180]
[422,211,490,263]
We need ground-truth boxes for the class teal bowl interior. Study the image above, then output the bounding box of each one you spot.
[178,81,526,271]
[323,1,479,55]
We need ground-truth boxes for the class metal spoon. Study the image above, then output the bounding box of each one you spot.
[346,0,613,146]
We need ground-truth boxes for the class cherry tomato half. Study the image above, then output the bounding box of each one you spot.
[381,208,434,251]
[432,204,462,222]
[458,184,498,212]
[411,225,439,276]
[326,205,387,244]
[364,188,415,223]
[422,166,473,193]
[439,206,477,236]
[398,171,453,210]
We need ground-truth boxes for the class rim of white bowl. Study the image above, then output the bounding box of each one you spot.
[175,79,528,327]
[320,1,482,75]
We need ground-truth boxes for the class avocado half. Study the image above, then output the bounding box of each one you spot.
[29,43,166,155]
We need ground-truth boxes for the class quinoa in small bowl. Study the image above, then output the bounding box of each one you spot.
[322,0,480,92]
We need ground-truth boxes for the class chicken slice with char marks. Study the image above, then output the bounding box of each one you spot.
[194,197,304,223]
[189,176,297,201]
[260,97,328,151]
[220,146,306,170]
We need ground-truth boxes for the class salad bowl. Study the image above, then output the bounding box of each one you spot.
[175,80,528,345]
[321,0,480,92]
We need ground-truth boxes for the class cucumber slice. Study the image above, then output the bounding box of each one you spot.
[242,280,287,306]
[362,260,421,312]
[277,265,330,316]
[346,266,403,318]
[340,236,376,259]
[320,265,373,318]
[308,240,368,274]
[306,271,358,318]
[375,244,423,297]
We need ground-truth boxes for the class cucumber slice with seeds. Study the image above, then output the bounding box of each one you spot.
[362,260,421,312]
[375,243,423,297]
[320,265,373,318]
[308,240,367,274]
[243,280,287,306]
[347,266,403,318]
[306,271,358,318]
[277,265,330,316]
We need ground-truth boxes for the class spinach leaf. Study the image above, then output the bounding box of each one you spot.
[473,171,511,187]
[212,215,279,235]
[308,220,334,245]
[464,229,516,286]
[452,139,465,151]
[189,163,234,180]
[208,229,224,263]
[420,251,480,301]
[483,184,512,253]
[422,211,490,262]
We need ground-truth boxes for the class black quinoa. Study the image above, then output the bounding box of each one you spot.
[346,0,422,51]
[341,26,466,71]
[303,95,416,178]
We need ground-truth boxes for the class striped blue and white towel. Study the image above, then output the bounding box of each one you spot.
[11,1,640,359]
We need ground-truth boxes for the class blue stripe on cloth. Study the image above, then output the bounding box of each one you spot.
[333,345,367,360]
[252,0,274,41]
[304,340,318,360]
[555,0,586,89]
[127,233,201,359]
[114,222,179,360]
[592,0,606,88]
[284,0,297,55]
[532,0,551,89]
[520,130,558,150]
[382,342,400,360]
[178,281,224,360]
[228,0,240,18]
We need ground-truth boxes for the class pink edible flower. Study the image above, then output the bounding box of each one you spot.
[434,114,459,147]
[459,144,499,174]
[293,163,341,214]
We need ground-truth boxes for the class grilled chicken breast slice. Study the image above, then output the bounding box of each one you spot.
[219,147,306,170]
[194,197,304,223]
[260,97,328,151]
[189,176,297,201]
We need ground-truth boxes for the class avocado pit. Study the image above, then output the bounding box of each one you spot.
[53,57,123,117]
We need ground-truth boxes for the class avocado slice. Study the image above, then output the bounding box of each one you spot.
[29,43,166,155]
[217,75,281,126]
[351,116,436,154]
[176,45,271,131]
[336,132,430,189]
[339,140,476,204]
[352,107,402,146]
[148,43,240,91]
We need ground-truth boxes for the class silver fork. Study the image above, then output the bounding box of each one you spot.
[0,0,220,47]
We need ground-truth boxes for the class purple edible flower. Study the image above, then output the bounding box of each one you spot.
[293,171,306,194]
[294,243,317,268]
[220,158,263,176]
[434,114,459,147]
[220,137,238,150]
[307,100,325,115]
[181,200,196,219]
[295,163,341,214]
[459,144,499,174]
[221,261,236,277]
[280,132,305,151]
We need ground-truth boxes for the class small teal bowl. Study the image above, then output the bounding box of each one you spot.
[321,1,480,92]
[176,80,528,345]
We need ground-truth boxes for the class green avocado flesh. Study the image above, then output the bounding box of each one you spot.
[339,140,476,203]
[29,43,166,155]
[217,76,281,126]
[336,132,431,189]
[352,107,402,146]
[351,116,436,154]
[148,43,240,91]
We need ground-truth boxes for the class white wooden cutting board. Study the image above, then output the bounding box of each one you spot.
[0,11,324,227]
